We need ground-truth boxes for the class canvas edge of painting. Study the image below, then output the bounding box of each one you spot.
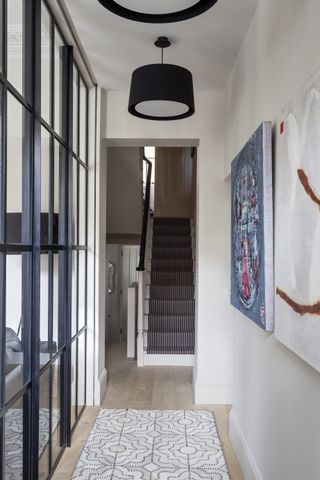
[262,121,274,332]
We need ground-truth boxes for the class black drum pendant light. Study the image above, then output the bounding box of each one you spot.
[97,0,218,24]
[128,37,195,121]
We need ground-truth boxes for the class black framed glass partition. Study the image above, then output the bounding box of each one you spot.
[0,0,89,478]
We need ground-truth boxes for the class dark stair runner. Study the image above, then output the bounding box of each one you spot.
[147,217,195,355]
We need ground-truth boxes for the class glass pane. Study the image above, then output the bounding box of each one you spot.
[71,340,77,429]
[73,66,78,155]
[40,254,50,365]
[73,159,78,244]
[6,94,23,243]
[7,0,24,95]
[72,251,77,337]
[77,333,86,414]
[53,253,59,351]
[53,141,61,244]
[78,251,86,331]
[41,2,51,124]
[0,84,4,243]
[54,28,64,136]
[79,166,86,245]
[79,78,87,161]
[5,254,24,403]
[51,358,62,466]
[41,127,51,244]
[4,396,24,479]
[39,369,50,480]
[0,1,3,73]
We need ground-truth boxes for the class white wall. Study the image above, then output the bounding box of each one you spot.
[107,147,142,235]
[225,1,320,479]
[104,90,233,404]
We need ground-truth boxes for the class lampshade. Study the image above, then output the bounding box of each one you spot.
[128,64,195,121]
[97,0,218,23]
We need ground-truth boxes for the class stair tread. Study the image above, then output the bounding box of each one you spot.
[152,259,193,272]
[149,272,194,285]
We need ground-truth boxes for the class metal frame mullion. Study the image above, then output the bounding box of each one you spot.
[0,3,7,477]
[76,69,80,157]
[30,1,42,479]
[59,45,73,447]
[22,5,35,474]
[0,80,6,420]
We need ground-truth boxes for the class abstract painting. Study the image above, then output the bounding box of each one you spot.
[231,122,273,331]
[275,68,320,372]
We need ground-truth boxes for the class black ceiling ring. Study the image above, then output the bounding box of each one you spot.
[97,0,219,23]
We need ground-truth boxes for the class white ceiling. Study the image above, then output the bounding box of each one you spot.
[65,0,259,91]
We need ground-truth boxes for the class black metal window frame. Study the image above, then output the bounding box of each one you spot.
[0,0,89,478]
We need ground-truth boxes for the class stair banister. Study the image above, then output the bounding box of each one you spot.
[136,156,152,367]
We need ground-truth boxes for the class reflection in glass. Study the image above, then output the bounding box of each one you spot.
[73,159,78,244]
[7,0,24,95]
[0,85,3,243]
[54,28,64,136]
[51,359,62,466]
[77,333,86,413]
[72,251,78,337]
[4,396,24,479]
[73,66,78,154]
[71,340,77,428]
[41,2,52,124]
[41,127,51,244]
[6,93,23,243]
[78,251,86,331]
[53,254,59,351]
[54,141,61,244]
[5,255,23,403]
[79,78,87,161]
[39,369,50,480]
[79,166,86,246]
[40,254,50,365]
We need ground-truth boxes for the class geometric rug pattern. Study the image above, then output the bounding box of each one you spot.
[5,408,59,479]
[72,409,230,479]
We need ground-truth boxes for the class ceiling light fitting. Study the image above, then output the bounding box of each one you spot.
[128,37,195,121]
[97,0,218,23]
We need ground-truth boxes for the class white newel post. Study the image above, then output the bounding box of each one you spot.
[137,270,145,367]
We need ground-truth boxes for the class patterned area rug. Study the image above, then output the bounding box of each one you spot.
[72,409,230,479]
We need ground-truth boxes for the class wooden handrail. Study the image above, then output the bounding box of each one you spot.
[137,156,152,271]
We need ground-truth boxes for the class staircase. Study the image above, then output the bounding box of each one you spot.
[144,217,195,365]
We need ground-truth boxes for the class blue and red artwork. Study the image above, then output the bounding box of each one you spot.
[231,122,274,331]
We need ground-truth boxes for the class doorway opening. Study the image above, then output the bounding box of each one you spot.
[104,142,197,409]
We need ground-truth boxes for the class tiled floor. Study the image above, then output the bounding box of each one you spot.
[53,343,243,480]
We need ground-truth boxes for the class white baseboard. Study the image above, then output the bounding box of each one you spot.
[97,368,108,405]
[193,381,232,405]
[229,409,264,480]
[143,354,194,366]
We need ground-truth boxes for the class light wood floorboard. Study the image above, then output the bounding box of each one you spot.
[53,342,243,480]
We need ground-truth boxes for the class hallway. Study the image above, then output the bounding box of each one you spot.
[52,343,243,479]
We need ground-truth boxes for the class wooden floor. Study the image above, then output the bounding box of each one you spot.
[53,342,243,480]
